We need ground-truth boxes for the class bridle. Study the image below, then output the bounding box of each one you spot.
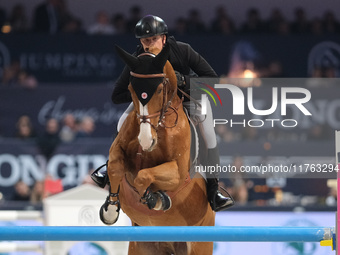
[130,53,183,131]
[130,52,184,174]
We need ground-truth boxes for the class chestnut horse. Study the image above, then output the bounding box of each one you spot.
[102,44,215,255]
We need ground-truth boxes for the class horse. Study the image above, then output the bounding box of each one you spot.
[101,43,215,255]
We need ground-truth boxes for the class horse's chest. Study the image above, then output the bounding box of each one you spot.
[125,146,170,171]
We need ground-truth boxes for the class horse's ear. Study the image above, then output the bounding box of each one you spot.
[153,43,170,69]
[115,45,139,70]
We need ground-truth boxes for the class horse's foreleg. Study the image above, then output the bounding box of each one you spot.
[101,143,125,225]
[134,160,180,194]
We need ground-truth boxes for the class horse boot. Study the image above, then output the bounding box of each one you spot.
[141,187,172,211]
[91,161,109,188]
[99,186,121,225]
[206,147,234,212]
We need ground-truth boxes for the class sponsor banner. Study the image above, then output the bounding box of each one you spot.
[0,139,111,200]
[0,34,136,83]
[0,86,128,137]
[0,34,340,82]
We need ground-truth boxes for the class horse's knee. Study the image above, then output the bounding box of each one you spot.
[134,171,153,189]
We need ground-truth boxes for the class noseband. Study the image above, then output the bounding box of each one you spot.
[130,57,182,130]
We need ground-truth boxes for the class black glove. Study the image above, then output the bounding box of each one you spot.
[174,71,186,90]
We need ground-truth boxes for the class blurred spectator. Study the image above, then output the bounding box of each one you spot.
[214,16,235,35]
[290,7,310,34]
[260,60,284,78]
[241,126,259,141]
[276,21,291,35]
[210,5,235,35]
[2,60,38,89]
[7,4,29,33]
[59,113,77,142]
[32,0,64,34]
[61,17,83,33]
[87,10,115,35]
[15,115,37,140]
[240,8,265,34]
[307,124,332,140]
[268,61,284,77]
[322,10,340,34]
[307,66,337,88]
[310,18,323,35]
[76,116,95,138]
[30,180,44,204]
[111,13,127,34]
[265,8,289,35]
[12,181,31,201]
[36,118,61,159]
[325,187,337,206]
[215,124,241,143]
[126,5,142,33]
[186,9,206,34]
[171,17,187,36]
[227,156,249,205]
[58,0,82,33]
[306,67,326,87]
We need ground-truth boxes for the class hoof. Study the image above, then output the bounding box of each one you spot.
[154,191,172,211]
[99,204,119,225]
[142,188,172,211]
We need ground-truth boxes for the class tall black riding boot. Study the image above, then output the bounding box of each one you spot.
[206,147,234,212]
[206,178,234,212]
[91,161,109,188]
[92,132,119,188]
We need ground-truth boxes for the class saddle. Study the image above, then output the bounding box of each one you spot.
[183,107,207,180]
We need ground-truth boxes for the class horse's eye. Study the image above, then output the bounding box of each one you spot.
[157,88,163,94]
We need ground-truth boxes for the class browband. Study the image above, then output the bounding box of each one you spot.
[137,52,156,57]
[130,71,166,79]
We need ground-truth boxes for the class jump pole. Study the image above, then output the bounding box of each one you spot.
[0,226,334,243]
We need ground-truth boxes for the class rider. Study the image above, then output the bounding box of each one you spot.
[92,15,233,212]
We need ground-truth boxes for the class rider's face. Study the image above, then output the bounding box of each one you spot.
[140,35,166,53]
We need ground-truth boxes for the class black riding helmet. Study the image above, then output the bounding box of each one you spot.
[135,15,168,38]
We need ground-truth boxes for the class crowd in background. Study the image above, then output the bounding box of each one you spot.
[5,113,97,204]
[0,1,339,36]
[15,113,96,149]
